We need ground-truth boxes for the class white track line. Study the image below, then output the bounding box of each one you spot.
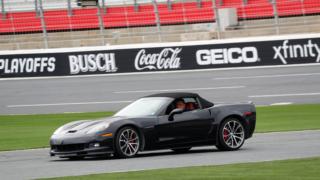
[114,86,245,94]
[214,72,320,80]
[249,93,320,98]
[270,102,293,106]
[7,100,133,108]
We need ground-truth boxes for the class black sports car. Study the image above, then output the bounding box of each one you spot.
[50,92,256,159]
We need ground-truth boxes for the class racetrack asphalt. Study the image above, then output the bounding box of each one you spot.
[1,65,320,179]
[0,64,320,114]
[0,130,320,180]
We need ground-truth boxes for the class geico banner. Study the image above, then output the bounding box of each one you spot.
[0,36,319,78]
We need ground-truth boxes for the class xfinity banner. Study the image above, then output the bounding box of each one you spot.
[0,36,319,78]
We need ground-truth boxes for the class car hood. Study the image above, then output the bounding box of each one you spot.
[53,116,125,135]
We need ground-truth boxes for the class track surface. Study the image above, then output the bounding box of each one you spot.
[1,65,320,114]
[0,130,320,180]
[1,65,320,179]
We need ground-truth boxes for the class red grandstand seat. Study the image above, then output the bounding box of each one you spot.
[0,0,319,34]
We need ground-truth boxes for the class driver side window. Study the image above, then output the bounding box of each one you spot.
[165,97,200,115]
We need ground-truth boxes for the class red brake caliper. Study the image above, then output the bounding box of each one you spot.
[130,133,135,143]
[223,129,229,141]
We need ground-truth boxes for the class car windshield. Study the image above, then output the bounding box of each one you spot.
[114,97,172,117]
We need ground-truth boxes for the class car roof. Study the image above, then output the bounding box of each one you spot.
[145,92,214,108]
[145,92,199,99]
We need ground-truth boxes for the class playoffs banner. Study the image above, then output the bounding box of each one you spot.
[0,36,319,78]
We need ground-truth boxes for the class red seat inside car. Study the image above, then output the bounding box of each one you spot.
[186,102,197,111]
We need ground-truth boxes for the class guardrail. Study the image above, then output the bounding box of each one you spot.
[0,33,319,78]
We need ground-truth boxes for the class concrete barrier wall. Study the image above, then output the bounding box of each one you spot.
[0,33,319,78]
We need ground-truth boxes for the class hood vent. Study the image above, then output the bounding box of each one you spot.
[68,130,77,133]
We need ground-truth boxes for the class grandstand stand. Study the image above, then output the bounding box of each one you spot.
[1,0,320,34]
[0,0,319,50]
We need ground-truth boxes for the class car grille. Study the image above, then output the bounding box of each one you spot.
[52,144,86,152]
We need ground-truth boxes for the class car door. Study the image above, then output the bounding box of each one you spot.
[155,108,212,147]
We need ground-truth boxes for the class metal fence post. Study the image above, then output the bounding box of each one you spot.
[38,0,49,48]
[271,0,280,35]
[101,0,106,14]
[167,0,172,10]
[196,0,202,8]
[1,0,6,19]
[35,0,40,17]
[243,0,248,5]
[300,0,307,25]
[181,0,189,33]
[212,0,221,39]
[67,0,73,16]
[134,0,139,12]
[97,1,106,45]
[152,0,162,42]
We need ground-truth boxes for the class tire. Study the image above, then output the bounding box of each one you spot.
[216,118,245,151]
[115,126,140,158]
[171,147,191,153]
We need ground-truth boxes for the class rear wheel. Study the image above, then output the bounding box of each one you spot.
[171,147,191,153]
[216,118,245,151]
[115,127,140,158]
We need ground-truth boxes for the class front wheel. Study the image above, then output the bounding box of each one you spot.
[216,118,245,151]
[115,127,140,158]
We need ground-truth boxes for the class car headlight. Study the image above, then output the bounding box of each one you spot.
[86,123,110,134]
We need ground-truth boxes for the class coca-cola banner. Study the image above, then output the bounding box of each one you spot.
[134,48,182,71]
[1,35,319,78]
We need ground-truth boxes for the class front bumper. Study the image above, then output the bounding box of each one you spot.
[50,146,113,157]
[50,135,114,158]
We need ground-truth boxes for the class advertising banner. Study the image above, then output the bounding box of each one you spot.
[1,36,319,78]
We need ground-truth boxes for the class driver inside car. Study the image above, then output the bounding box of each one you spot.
[175,99,186,111]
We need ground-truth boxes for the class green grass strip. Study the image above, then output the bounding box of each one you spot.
[0,112,113,151]
[43,157,320,180]
[256,104,320,132]
[0,104,320,151]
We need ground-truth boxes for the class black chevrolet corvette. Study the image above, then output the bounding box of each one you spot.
[50,92,256,159]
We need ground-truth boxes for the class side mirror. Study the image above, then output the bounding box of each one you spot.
[168,108,184,121]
